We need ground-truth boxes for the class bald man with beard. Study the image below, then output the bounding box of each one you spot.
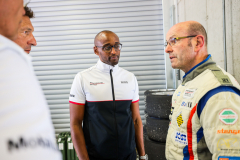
[165,21,240,160]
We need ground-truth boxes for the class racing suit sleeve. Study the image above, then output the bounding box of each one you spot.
[199,87,240,159]
[69,73,86,104]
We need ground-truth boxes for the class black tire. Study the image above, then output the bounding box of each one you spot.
[143,125,147,136]
[144,135,166,160]
[144,91,174,119]
[144,89,175,96]
[146,116,169,142]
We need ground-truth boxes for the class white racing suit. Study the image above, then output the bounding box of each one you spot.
[166,55,240,160]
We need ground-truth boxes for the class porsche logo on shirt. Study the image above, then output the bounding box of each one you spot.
[176,112,184,127]
[90,82,104,85]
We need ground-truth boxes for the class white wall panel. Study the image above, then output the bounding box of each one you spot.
[33,25,163,37]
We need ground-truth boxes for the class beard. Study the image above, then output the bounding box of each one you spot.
[109,55,120,66]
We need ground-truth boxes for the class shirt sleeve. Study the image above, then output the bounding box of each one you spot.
[69,73,86,105]
[199,87,240,159]
[132,75,139,103]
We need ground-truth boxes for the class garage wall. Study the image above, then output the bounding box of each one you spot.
[162,0,240,83]
[28,0,166,133]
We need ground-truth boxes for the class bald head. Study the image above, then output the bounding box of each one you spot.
[172,21,208,46]
[165,21,209,73]
[94,30,119,45]
[187,21,207,46]
[93,30,121,66]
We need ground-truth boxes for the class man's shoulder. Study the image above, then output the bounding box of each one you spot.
[0,35,30,65]
[192,65,234,85]
[0,35,22,53]
[75,65,97,77]
[0,42,18,55]
[207,65,240,88]
[118,66,135,77]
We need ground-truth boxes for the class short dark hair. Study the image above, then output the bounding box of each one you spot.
[188,22,208,46]
[24,5,34,18]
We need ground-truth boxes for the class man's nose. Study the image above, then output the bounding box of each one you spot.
[28,34,37,46]
[111,46,117,54]
[165,43,173,54]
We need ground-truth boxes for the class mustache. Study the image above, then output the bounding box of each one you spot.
[108,55,119,60]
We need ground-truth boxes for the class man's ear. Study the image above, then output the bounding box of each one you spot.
[194,35,204,52]
[93,46,99,56]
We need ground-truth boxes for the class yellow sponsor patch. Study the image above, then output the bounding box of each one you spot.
[217,138,240,152]
[176,112,184,127]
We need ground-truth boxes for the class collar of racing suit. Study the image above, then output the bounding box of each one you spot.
[96,59,119,73]
[182,54,218,85]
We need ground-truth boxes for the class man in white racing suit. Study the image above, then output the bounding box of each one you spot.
[165,21,240,160]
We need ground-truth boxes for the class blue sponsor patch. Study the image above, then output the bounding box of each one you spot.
[181,101,186,106]
[175,131,187,145]
[177,92,181,96]
[181,101,192,109]
[218,156,240,160]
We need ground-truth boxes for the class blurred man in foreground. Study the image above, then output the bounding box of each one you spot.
[165,21,240,159]
[0,0,61,159]
[14,5,37,54]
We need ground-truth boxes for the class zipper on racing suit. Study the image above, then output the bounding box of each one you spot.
[110,69,119,157]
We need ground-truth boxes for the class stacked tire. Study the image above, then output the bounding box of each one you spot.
[144,89,174,160]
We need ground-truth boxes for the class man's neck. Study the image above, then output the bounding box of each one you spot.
[184,51,209,73]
